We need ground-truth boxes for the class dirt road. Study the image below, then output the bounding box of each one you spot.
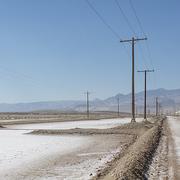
[167,116,180,179]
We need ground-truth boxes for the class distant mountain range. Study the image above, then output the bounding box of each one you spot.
[0,88,179,113]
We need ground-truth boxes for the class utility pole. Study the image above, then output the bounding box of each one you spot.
[159,103,161,115]
[117,96,120,117]
[156,97,158,116]
[138,69,154,120]
[120,37,147,122]
[85,91,90,119]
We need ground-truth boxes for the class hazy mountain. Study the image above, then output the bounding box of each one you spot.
[102,88,179,113]
[0,88,179,113]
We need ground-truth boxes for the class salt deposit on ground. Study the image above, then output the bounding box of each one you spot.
[0,118,137,179]
[5,117,143,130]
[0,129,90,179]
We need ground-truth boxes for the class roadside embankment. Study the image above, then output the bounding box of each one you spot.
[95,119,163,179]
[29,121,154,136]
[28,118,163,180]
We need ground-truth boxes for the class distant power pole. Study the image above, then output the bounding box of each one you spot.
[120,37,147,122]
[117,96,120,117]
[85,91,90,119]
[159,103,162,115]
[138,69,154,120]
[156,97,159,116]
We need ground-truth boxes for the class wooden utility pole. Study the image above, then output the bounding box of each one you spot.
[156,97,158,116]
[117,96,120,117]
[120,37,147,122]
[138,69,154,120]
[85,91,90,119]
[159,103,161,115]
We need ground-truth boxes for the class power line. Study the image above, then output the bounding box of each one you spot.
[114,0,149,70]
[85,0,130,58]
[114,0,136,36]
[145,40,154,69]
[128,0,154,69]
[128,0,146,37]
[0,65,42,88]
[136,44,149,70]
[128,0,156,92]
[85,0,120,39]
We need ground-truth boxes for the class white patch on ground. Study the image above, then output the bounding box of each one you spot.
[167,116,180,163]
[0,130,90,179]
[146,136,168,179]
[0,117,133,179]
[167,116,180,178]
[35,148,122,180]
[5,117,143,130]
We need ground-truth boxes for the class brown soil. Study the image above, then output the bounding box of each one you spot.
[29,120,161,180]
[97,125,162,179]
[2,116,178,180]
[29,121,154,136]
[0,112,128,126]
[94,117,179,180]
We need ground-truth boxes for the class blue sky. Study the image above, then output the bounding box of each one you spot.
[0,0,179,103]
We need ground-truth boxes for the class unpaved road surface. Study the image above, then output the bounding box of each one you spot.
[167,116,180,179]
[146,116,180,180]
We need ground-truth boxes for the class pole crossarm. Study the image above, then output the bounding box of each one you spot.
[137,69,154,73]
[120,37,147,43]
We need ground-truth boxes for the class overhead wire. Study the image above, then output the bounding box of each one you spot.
[114,0,149,70]
[114,0,136,36]
[128,0,146,36]
[86,0,120,39]
[85,0,130,58]
[128,0,154,69]
[115,0,157,93]
[128,0,157,89]
[85,0,155,86]
[0,65,42,88]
